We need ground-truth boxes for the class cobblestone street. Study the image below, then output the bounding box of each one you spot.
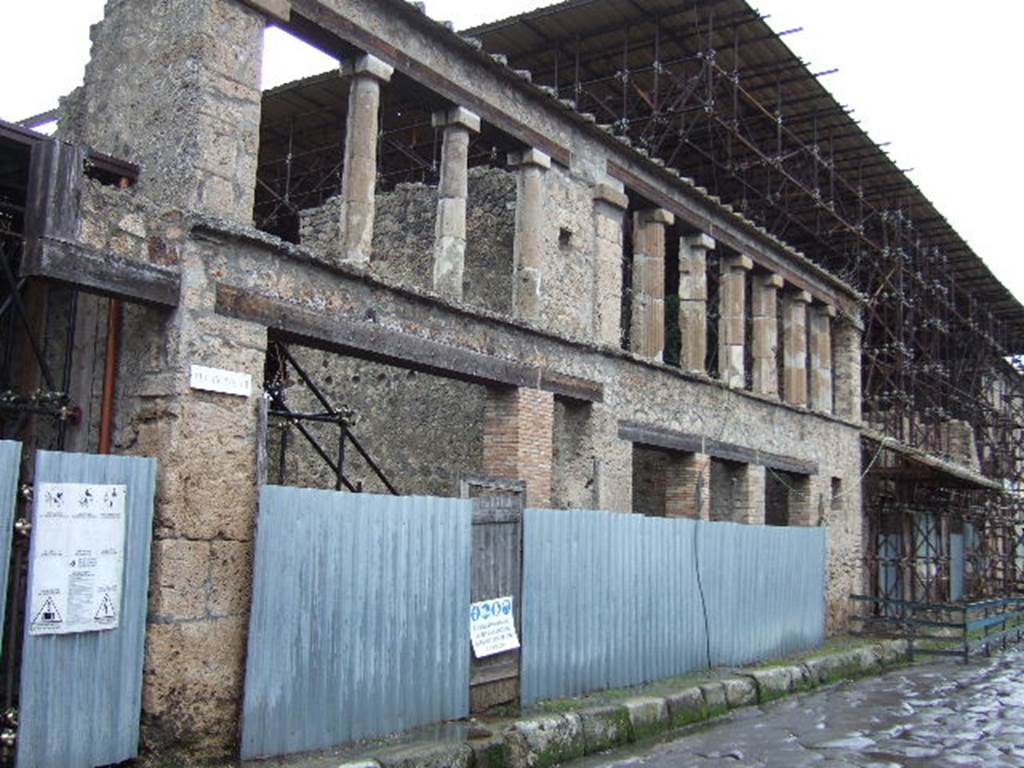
[575,650,1024,768]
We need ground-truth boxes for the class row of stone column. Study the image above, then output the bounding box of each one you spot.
[334,55,551,320]
[596,200,839,414]
[338,55,845,417]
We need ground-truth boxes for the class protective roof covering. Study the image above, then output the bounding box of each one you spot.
[465,0,1024,348]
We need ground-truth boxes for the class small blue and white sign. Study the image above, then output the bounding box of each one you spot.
[469,596,519,658]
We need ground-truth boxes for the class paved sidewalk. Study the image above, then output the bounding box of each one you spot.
[573,649,1024,768]
[233,639,910,768]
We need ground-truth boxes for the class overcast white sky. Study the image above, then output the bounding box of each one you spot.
[1,1,1020,304]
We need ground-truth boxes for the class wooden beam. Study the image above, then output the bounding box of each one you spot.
[20,238,181,308]
[215,283,603,401]
[287,0,572,166]
[618,420,819,475]
[240,0,291,24]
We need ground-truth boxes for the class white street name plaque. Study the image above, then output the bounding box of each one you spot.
[28,483,127,636]
[189,365,252,398]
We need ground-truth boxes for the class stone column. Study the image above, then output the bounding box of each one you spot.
[717,254,753,388]
[482,386,554,507]
[679,234,714,373]
[734,464,766,525]
[509,149,551,321]
[665,452,711,520]
[751,272,783,396]
[631,208,675,361]
[783,289,812,407]
[809,303,836,413]
[833,316,863,422]
[338,54,394,265]
[431,106,481,299]
[592,184,628,346]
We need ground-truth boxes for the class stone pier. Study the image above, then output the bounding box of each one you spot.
[809,303,836,413]
[631,208,674,361]
[509,149,551,321]
[431,106,480,299]
[752,272,783,396]
[783,289,812,407]
[833,316,863,422]
[679,234,714,374]
[592,184,629,347]
[718,254,753,388]
[734,464,767,525]
[338,54,393,265]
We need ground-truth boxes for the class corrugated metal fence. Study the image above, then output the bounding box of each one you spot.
[241,488,473,760]
[521,508,826,705]
[0,440,20,655]
[16,450,157,768]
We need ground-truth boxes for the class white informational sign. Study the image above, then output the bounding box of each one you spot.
[189,365,252,398]
[469,595,520,658]
[28,483,127,636]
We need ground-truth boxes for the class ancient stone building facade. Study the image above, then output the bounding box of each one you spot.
[1,0,881,759]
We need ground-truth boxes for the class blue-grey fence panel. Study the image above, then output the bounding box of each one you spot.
[0,441,21,656]
[698,521,826,667]
[16,450,157,768]
[242,488,472,760]
[521,509,706,705]
[521,509,827,705]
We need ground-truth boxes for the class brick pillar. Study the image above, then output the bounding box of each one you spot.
[483,387,554,507]
[631,208,674,361]
[431,106,480,299]
[679,233,714,373]
[788,474,824,526]
[783,289,812,407]
[509,149,551,321]
[665,452,711,520]
[66,0,265,221]
[751,272,783,396]
[809,303,836,413]
[338,54,394,265]
[833,315,863,422]
[592,184,628,346]
[734,464,766,525]
[717,254,753,388]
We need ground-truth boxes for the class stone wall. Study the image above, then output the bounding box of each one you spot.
[551,399,598,510]
[538,166,596,340]
[299,166,516,314]
[63,182,862,757]
[632,445,669,516]
[49,0,868,758]
[59,0,264,220]
[271,351,485,497]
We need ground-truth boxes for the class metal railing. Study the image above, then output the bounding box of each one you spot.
[851,594,1024,663]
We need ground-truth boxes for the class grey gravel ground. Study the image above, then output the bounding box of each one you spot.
[573,649,1024,767]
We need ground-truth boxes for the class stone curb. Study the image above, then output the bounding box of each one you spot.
[334,640,910,768]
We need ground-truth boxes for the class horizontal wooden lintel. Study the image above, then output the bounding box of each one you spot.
[215,284,603,402]
[618,420,819,476]
[22,237,180,308]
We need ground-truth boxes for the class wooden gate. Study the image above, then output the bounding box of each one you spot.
[461,476,525,713]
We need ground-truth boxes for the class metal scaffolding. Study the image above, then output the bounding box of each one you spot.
[466,0,1024,603]
[252,0,1024,601]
